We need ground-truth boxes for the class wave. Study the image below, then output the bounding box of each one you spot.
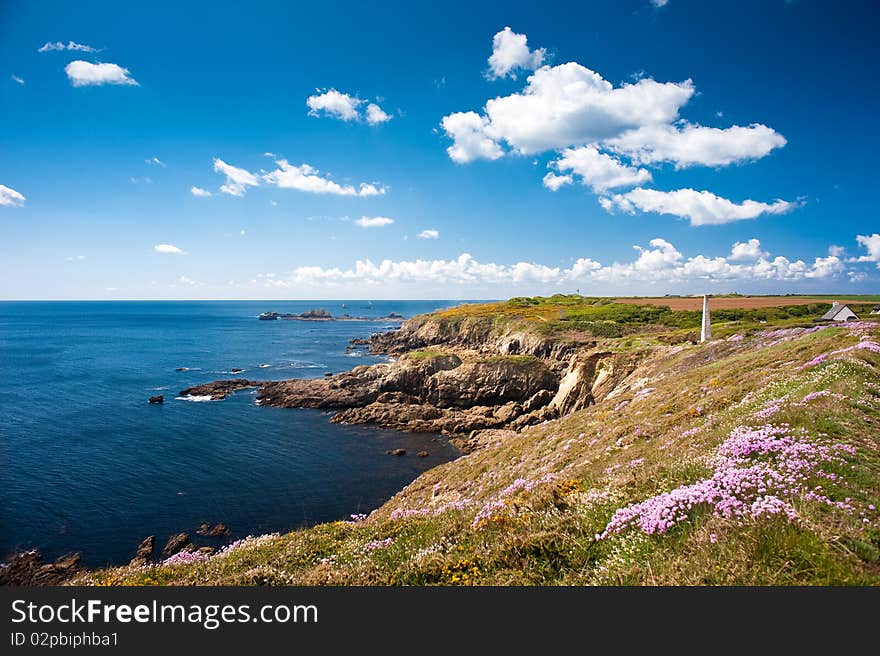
[259,363,271,368]
[175,395,215,403]
[288,361,325,369]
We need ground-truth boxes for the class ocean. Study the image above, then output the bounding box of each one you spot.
[0,300,467,567]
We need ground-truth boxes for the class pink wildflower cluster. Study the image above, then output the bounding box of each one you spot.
[362,537,393,552]
[752,398,786,420]
[597,423,857,540]
[162,550,211,566]
[797,390,845,405]
[799,339,880,370]
[471,473,557,527]
[680,427,700,438]
[389,499,473,521]
[727,333,745,342]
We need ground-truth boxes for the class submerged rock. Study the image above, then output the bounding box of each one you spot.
[197,522,230,537]
[148,394,164,404]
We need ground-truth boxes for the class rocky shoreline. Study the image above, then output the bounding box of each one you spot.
[3,312,646,585]
[179,313,645,451]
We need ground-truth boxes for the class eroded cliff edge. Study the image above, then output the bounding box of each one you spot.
[180,314,646,451]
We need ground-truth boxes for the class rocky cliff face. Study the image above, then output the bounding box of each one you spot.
[180,315,645,450]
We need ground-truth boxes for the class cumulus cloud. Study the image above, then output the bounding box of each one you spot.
[38,40,97,53]
[418,229,440,239]
[261,237,851,290]
[442,29,793,225]
[263,159,386,197]
[729,238,768,261]
[11,74,24,85]
[307,89,392,125]
[604,123,786,169]
[0,184,25,207]
[487,27,546,79]
[154,243,185,254]
[213,158,260,197]
[190,186,212,197]
[854,233,880,267]
[828,245,845,257]
[355,216,394,228]
[601,188,797,226]
[440,112,504,163]
[365,103,392,125]
[551,146,651,192]
[65,60,138,87]
[542,172,573,191]
[443,62,694,157]
[307,89,362,121]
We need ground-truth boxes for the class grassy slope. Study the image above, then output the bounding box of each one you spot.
[80,306,880,586]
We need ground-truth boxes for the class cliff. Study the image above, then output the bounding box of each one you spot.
[73,299,880,586]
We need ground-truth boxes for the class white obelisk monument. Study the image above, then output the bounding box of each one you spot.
[700,294,711,343]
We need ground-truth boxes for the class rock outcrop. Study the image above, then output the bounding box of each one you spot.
[174,313,646,450]
[129,535,155,566]
[0,551,82,586]
[161,533,191,558]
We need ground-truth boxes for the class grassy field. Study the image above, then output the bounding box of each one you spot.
[431,294,879,342]
[78,314,880,586]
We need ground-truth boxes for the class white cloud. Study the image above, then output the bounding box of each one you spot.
[442,30,793,225]
[0,184,25,207]
[190,186,212,197]
[355,216,394,228]
[263,237,850,290]
[66,255,86,262]
[604,122,786,168]
[38,40,97,53]
[307,89,361,121]
[417,229,440,239]
[729,238,768,261]
[213,158,260,197]
[542,172,573,191]
[551,146,651,192]
[365,103,392,125]
[828,245,845,257]
[440,112,504,163]
[177,275,204,287]
[849,271,868,283]
[11,74,24,85]
[65,61,138,87]
[306,89,392,125]
[487,27,546,80]
[854,233,880,267]
[154,243,185,254]
[145,156,166,167]
[602,188,797,226]
[263,159,386,197]
[443,62,694,157]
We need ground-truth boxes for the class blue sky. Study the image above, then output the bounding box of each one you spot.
[1,0,878,300]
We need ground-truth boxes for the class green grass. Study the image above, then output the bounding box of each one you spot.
[78,321,880,586]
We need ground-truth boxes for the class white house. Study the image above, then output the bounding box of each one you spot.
[871,305,880,315]
[819,302,858,322]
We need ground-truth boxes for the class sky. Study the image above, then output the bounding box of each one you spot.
[1,0,878,300]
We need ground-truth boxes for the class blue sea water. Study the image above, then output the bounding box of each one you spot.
[0,300,469,567]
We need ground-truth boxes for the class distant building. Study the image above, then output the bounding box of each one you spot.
[819,302,858,322]
[872,305,880,315]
